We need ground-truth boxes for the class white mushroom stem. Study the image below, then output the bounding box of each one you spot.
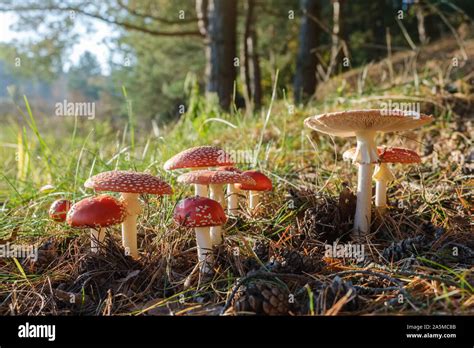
[195,226,213,273]
[195,184,208,197]
[121,192,142,258]
[209,184,225,245]
[193,167,208,197]
[353,130,379,238]
[249,190,260,210]
[90,228,105,253]
[373,163,395,213]
[227,184,240,214]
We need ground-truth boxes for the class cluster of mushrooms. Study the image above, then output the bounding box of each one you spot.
[304,109,433,239]
[48,146,272,274]
[48,109,433,277]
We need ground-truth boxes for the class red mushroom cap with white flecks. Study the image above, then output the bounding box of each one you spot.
[235,170,272,191]
[84,171,173,195]
[378,147,421,164]
[67,195,127,228]
[343,147,420,164]
[163,146,234,170]
[49,199,72,222]
[174,196,227,228]
[177,170,256,186]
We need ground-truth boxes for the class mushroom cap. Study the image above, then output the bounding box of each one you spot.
[235,170,272,191]
[174,196,227,228]
[343,146,420,164]
[177,170,256,186]
[66,195,127,228]
[84,171,173,195]
[304,109,433,137]
[164,146,234,170]
[49,199,71,222]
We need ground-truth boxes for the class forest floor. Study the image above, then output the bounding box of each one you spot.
[0,36,472,316]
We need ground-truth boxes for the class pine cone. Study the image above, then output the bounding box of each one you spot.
[265,250,304,274]
[382,235,430,262]
[232,280,292,315]
[253,240,269,262]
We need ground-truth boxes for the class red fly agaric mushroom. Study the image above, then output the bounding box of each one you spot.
[305,109,432,238]
[66,195,126,253]
[235,170,273,212]
[174,196,226,273]
[49,199,71,222]
[84,171,172,258]
[164,146,234,197]
[343,146,421,213]
[177,170,255,244]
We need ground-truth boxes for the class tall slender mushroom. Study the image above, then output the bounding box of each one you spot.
[84,171,172,258]
[305,109,432,238]
[343,146,421,213]
[177,170,255,245]
[174,196,226,274]
[66,195,127,253]
[164,146,234,197]
[235,170,272,212]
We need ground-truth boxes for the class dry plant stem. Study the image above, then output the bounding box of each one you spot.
[209,184,225,245]
[195,226,213,274]
[353,130,378,238]
[227,184,240,215]
[249,190,260,210]
[121,192,142,258]
[90,228,104,253]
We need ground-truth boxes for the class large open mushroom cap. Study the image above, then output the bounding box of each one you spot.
[67,195,127,228]
[177,170,256,186]
[84,171,173,195]
[304,109,433,137]
[174,196,227,228]
[235,170,272,191]
[164,146,234,170]
[343,146,421,164]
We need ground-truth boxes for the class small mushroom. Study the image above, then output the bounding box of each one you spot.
[84,171,172,258]
[305,109,432,237]
[173,196,226,273]
[178,170,255,245]
[164,146,234,197]
[49,199,71,222]
[235,170,272,212]
[66,195,127,253]
[343,146,421,213]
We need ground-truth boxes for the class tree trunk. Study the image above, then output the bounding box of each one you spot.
[294,0,320,103]
[243,0,262,109]
[414,0,427,44]
[204,0,237,109]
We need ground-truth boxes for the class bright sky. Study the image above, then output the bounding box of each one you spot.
[0,12,117,74]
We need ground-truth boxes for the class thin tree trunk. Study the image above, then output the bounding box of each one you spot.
[206,0,237,109]
[294,0,320,103]
[243,0,262,109]
[414,0,427,44]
